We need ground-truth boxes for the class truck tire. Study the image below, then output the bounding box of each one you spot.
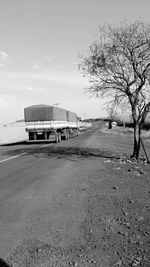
[28,132,33,140]
[76,129,79,136]
[67,130,70,139]
[44,132,47,140]
[55,132,59,143]
[58,132,61,142]
[64,130,68,140]
[33,132,37,140]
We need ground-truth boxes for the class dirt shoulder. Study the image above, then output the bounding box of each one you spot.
[81,157,150,267]
[5,127,150,267]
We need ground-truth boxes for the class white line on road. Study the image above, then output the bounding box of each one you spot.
[0,152,27,163]
[0,130,90,164]
[0,144,51,164]
[41,144,51,147]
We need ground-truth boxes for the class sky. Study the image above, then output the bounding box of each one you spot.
[0,0,150,123]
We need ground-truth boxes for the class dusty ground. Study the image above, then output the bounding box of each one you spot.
[2,125,150,267]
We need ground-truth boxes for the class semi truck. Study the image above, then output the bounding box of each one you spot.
[24,104,80,142]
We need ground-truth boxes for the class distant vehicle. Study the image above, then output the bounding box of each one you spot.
[24,104,80,142]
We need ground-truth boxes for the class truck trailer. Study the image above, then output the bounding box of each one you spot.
[24,104,79,142]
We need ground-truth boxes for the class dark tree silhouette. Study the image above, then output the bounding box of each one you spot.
[0,258,10,267]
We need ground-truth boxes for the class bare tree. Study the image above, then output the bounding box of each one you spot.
[79,21,150,159]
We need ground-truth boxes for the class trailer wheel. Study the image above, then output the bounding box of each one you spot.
[64,130,68,140]
[44,132,47,140]
[55,132,59,143]
[28,132,34,140]
[58,132,61,142]
[67,130,70,139]
[33,132,37,140]
[76,129,79,136]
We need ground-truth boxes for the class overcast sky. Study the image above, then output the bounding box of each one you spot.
[0,0,150,123]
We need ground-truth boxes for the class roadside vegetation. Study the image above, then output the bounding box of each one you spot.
[79,20,150,160]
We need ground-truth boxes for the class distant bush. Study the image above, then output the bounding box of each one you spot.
[124,122,134,128]
[123,122,150,130]
[87,118,150,130]
[142,122,150,130]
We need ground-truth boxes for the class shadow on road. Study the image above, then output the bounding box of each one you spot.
[2,145,120,160]
[1,140,53,146]
[47,146,120,160]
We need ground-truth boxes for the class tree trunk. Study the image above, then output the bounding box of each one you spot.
[131,122,141,159]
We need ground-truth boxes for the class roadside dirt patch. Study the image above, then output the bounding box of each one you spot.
[80,159,150,267]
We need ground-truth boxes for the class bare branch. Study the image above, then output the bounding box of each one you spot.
[80,21,150,126]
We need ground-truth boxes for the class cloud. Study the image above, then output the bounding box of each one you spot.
[32,61,39,69]
[0,51,8,67]
[0,69,87,87]
[32,57,52,70]
[26,86,34,91]
[39,87,46,92]
[27,70,87,86]
[26,85,46,92]
[0,96,9,108]
[45,56,52,62]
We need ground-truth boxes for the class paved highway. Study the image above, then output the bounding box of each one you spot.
[0,127,96,258]
[0,124,134,259]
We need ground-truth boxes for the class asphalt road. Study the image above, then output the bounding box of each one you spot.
[0,126,98,258]
[0,123,145,260]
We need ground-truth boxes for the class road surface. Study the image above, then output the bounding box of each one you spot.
[0,122,148,265]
